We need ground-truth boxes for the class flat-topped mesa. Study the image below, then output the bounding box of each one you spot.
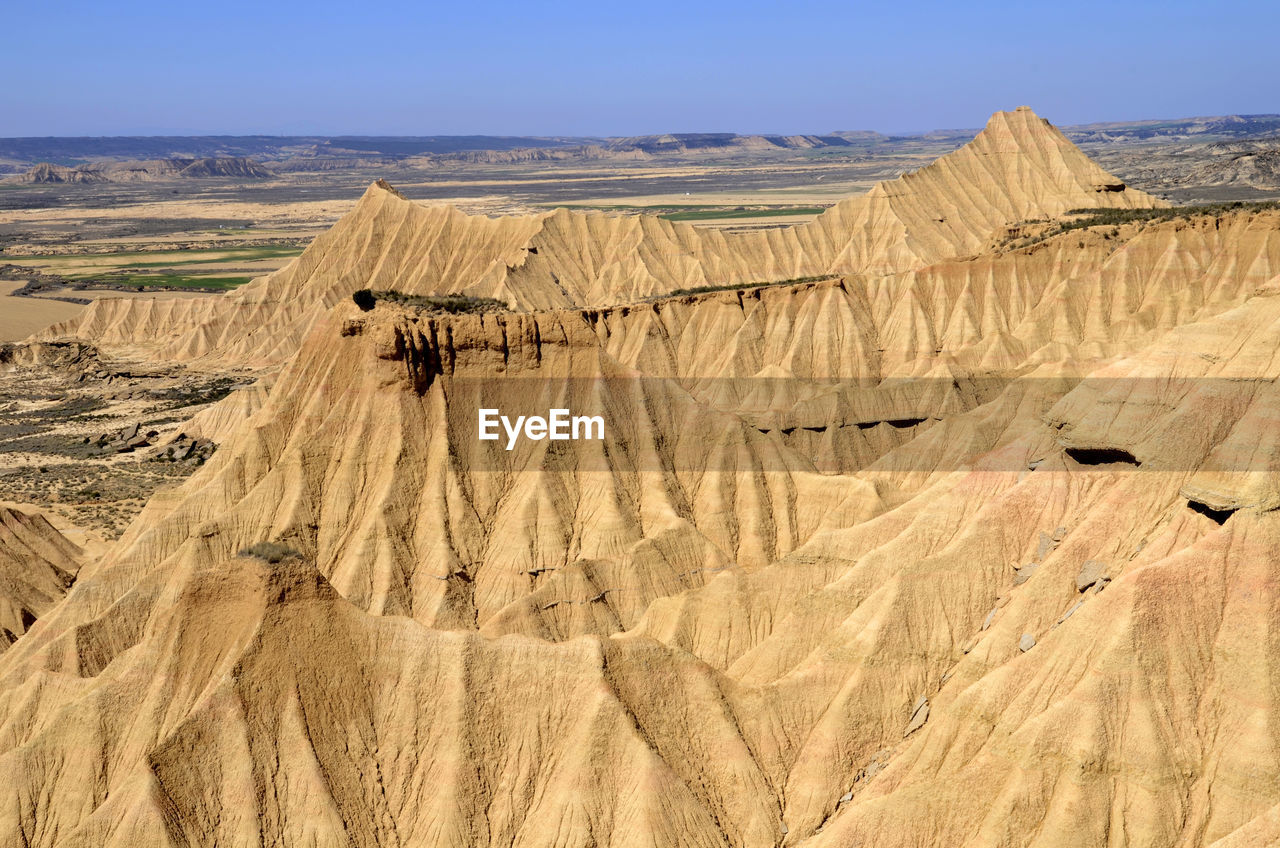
[37,107,1162,366]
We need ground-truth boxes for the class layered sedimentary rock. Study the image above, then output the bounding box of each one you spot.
[13,157,273,183]
[41,107,1159,366]
[8,109,1280,847]
[0,506,81,649]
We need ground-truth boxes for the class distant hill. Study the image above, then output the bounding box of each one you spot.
[1064,114,1280,144]
[1148,137,1280,190]
[14,157,274,183]
[0,135,587,167]
[175,157,274,178]
[388,133,892,169]
[3,115,1279,174]
[600,133,875,154]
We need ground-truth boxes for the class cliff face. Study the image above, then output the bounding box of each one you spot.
[9,110,1280,848]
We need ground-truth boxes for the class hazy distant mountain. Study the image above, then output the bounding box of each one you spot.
[13,156,275,183]
[4,115,1276,171]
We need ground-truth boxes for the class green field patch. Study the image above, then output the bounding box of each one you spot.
[76,272,251,290]
[118,247,303,269]
[545,203,709,213]
[659,206,826,222]
[17,244,304,265]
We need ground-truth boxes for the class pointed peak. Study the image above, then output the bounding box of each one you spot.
[365,178,407,200]
[982,105,1053,133]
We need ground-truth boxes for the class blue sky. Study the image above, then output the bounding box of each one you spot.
[1,0,1274,136]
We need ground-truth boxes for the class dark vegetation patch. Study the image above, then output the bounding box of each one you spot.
[152,377,239,410]
[355,289,508,314]
[0,459,193,540]
[0,396,107,431]
[665,275,839,299]
[1,432,104,459]
[81,272,250,290]
[0,368,242,538]
[660,206,826,222]
[1064,200,1280,229]
[549,203,831,221]
[0,397,112,456]
[42,395,107,420]
[1006,200,1280,250]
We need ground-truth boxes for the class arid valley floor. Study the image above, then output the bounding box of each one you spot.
[3,108,1280,846]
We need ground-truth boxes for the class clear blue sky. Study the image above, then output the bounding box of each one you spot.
[2,0,1274,137]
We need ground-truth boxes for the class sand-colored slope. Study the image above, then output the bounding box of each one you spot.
[0,550,789,847]
[39,108,1160,366]
[792,297,1280,845]
[595,207,1280,380]
[614,292,1280,841]
[26,207,1276,653]
[0,506,81,649]
[13,112,1280,848]
[10,305,877,653]
[7,202,1280,844]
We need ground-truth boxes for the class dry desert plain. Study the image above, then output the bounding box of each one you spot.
[1,108,1280,846]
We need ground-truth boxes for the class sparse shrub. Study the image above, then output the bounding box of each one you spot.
[664,275,838,299]
[239,541,301,563]
[371,290,506,314]
[1008,200,1280,250]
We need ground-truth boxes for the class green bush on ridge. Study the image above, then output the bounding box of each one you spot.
[352,289,507,314]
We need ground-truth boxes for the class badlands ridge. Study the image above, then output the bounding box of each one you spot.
[5,108,1280,847]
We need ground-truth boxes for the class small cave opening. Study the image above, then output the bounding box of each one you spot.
[856,418,928,431]
[1065,447,1141,466]
[1188,500,1234,525]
